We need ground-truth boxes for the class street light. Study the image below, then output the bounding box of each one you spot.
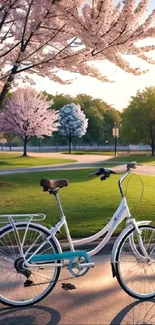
[112,124,119,156]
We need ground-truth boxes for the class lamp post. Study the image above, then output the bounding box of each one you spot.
[112,124,119,156]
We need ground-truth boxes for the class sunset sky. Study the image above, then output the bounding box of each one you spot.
[33,0,155,112]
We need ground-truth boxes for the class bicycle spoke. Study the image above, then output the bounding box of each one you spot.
[116,226,155,299]
[0,224,60,306]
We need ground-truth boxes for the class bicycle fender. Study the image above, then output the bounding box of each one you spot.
[110,220,151,277]
[0,221,51,234]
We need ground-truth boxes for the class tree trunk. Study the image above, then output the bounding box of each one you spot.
[151,138,155,156]
[0,64,19,109]
[68,137,72,154]
[0,83,10,109]
[23,138,28,156]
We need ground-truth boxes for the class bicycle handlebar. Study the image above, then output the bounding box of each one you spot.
[89,162,137,196]
[89,161,137,181]
[89,167,116,179]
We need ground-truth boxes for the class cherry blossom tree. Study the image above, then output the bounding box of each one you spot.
[59,103,88,153]
[0,87,58,156]
[0,1,20,44]
[0,0,155,105]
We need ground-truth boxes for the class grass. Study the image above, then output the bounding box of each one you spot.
[0,169,154,238]
[0,152,76,169]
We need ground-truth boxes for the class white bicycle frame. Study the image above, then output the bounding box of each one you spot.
[48,169,150,259]
[0,168,151,268]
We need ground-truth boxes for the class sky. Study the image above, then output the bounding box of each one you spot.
[33,0,155,112]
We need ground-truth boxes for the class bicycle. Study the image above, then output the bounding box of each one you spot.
[0,161,154,307]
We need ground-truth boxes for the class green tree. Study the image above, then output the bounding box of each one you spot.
[121,87,155,156]
[4,133,16,151]
[103,109,121,145]
[43,92,120,147]
[74,94,106,145]
[43,93,74,110]
[0,133,7,151]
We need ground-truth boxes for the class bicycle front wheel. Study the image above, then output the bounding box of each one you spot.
[115,225,155,300]
[0,223,61,307]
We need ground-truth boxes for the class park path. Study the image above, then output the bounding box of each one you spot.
[28,151,113,164]
[0,152,112,175]
[0,255,154,325]
[0,151,155,176]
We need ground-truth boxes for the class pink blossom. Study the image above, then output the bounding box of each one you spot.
[0,0,155,98]
[0,86,58,155]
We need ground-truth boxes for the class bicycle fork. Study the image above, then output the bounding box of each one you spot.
[129,219,150,260]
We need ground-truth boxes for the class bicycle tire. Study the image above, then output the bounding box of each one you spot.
[0,222,61,307]
[115,225,155,300]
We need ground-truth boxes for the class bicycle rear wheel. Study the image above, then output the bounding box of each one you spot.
[115,225,155,300]
[0,223,61,307]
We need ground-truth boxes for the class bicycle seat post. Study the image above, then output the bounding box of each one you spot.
[53,190,65,219]
[52,190,75,252]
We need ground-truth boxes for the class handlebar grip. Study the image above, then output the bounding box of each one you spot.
[89,168,105,177]
[127,161,137,170]
[89,170,100,177]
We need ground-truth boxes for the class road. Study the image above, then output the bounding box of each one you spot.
[0,255,154,324]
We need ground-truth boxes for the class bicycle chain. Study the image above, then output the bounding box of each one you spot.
[30,261,89,287]
[29,271,77,287]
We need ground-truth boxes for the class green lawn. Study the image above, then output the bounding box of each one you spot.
[0,168,154,238]
[0,152,76,169]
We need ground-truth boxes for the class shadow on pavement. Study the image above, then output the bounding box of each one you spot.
[0,305,60,325]
[110,299,155,325]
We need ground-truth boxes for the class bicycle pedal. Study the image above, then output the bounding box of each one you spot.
[79,262,95,269]
[24,279,33,287]
[61,283,76,291]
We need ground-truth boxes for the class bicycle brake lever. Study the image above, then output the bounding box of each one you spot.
[101,175,110,181]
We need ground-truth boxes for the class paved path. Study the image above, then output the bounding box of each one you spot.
[0,152,111,175]
[27,152,113,163]
[0,152,155,176]
[0,255,154,324]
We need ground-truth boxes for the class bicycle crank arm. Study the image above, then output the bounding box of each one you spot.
[79,262,95,269]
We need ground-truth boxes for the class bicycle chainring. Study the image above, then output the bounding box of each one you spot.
[68,255,90,277]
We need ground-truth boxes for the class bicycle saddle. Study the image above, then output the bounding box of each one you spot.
[40,179,69,191]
